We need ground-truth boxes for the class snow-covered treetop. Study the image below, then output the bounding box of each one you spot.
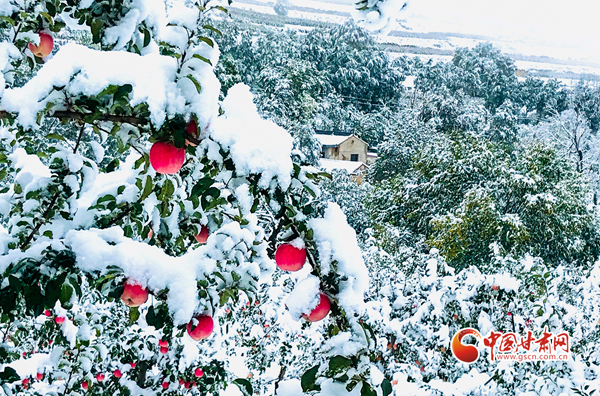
[352,0,410,34]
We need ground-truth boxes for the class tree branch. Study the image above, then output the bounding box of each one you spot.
[73,124,86,154]
[20,192,60,251]
[51,110,146,125]
[0,110,203,146]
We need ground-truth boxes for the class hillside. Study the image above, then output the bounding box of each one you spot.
[229,0,600,84]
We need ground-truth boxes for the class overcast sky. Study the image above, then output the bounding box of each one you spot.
[401,0,600,63]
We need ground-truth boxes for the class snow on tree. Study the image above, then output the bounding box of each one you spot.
[352,0,410,35]
[0,1,388,395]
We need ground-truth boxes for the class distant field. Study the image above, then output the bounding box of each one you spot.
[228,0,600,83]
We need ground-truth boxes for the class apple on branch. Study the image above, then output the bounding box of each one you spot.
[275,243,307,272]
[185,120,199,147]
[195,225,209,244]
[186,314,214,341]
[28,32,53,58]
[302,293,331,322]
[120,282,149,307]
[149,141,185,174]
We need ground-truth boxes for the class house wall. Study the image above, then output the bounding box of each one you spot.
[336,137,367,162]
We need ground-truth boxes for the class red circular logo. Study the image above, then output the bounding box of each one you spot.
[451,328,482,363]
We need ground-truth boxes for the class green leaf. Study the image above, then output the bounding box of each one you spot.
[212,6,229,14]
[143,28,151,47]
[201,187,220,210]
[46,1,56,16]
[219,289,235,306]
[60,284,74,307]
[329,355,352,374]
[97,194,116,204]
[0,153,7,163]
[114,84,133,101]
[45,133,66,141]
[91,18,104,43]
[192,54,212,66]
[233,378,253,396]
[361,381,377,396]
[0,367,19,384]
[198,36,214,48]
[140,175,153,200]
[203,24,222,35]
[304,184,317,198]
[301,365,321,392]
[39,11,53,23]
[191,177,214,197]
[158,179,175,202]
[68,276,82,299]
[129,307,140,323]
[381,379,392,396]
[185,74,202,93]
[0,16,16,26]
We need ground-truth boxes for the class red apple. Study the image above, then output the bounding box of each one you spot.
[275,243,306,272]
[55,316,65,324]
[44,309,52,317]
[179,378,185,385]
[160,346,169,354]
[185,120,198,147]
[185,381,191,389]
[96,373,105,382]
[302,293,331,322]
[149,141,185,174]
[82,380,88,390]
[36,373,43,381]
[195,225,209,244]
[113,370,122,378]
[194,368,204,378]
[186,315,214,341]
[162,381,169,389]
[22,378,29,387]
[130,362,136,369]
[158,339,168,347]
[120,282,148,307]
[492,285,498,291]
[29,32,53,58]
[148,228,153,239]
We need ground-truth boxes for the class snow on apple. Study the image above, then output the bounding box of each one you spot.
[275,242,306,272]
[302,293,331,322]
[120,282,149,307]
[28,32,53,58]
[186,314,214,341]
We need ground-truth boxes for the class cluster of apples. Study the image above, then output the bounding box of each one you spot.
[275,243,331,322]
[120,282,214,341]
[149,120,198,174]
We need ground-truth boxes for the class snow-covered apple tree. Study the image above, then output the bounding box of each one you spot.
[0,1,393,395]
